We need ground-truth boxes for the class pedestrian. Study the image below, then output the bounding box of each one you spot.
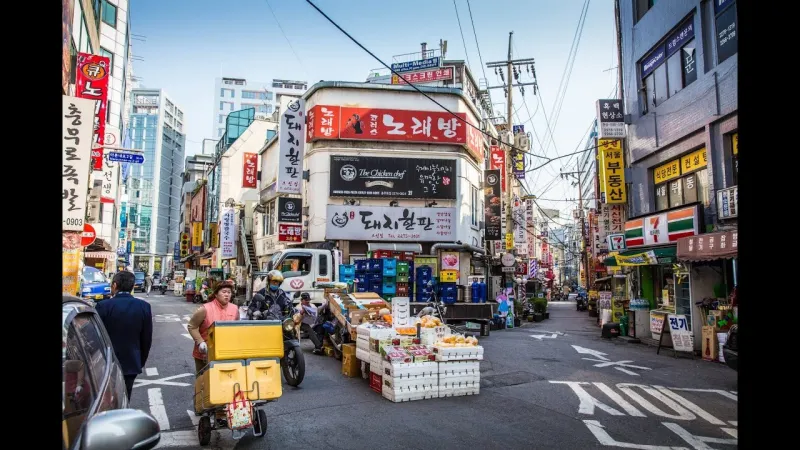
[187,280,239,376]
[144,272,153,297]
[95,270,153,401]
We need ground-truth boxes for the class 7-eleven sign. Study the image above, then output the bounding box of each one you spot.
[607,233,626,251]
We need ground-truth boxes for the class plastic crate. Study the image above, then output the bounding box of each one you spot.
[369,259,384,273]
[438,283,457,296]
[397,261,410,274]
[382,281,396,295]
[396,274,409,283]
[340,264,356,277]
[207,321,284,360]
[370,372,383,394]
[355,260,369,272]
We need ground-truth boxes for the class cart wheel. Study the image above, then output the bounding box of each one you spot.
[253,409,268,437]
[198,416,212,446]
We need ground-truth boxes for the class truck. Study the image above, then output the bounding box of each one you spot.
[257,248,494,330]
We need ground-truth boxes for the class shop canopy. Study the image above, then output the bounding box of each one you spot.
[676,231,737,261]
[603,247,677,267]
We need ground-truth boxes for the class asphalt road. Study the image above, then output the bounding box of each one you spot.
[129,294,738,449]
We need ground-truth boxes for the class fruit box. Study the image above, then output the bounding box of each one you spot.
[382,360,438,380]
[432,345,485,361]
[420,326,450,346]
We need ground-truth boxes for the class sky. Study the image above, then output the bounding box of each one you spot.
[130,0,618,220]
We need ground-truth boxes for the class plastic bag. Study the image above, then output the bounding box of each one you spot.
[225,391,253,430]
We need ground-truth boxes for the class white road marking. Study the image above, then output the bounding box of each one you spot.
[145,367,159,377]
[187,410,200,426]
[529,330,565,335]
[617,384,696,421]
[670,388,738,402]
[182,323,193,340]
[654,386,726,425]
[728,421,737,426]
[583,420,687,449]
[530,333,557,340]
[662,422,737,448]
[721,428,737,439]
[572,345,610,361]
[549,381,625,416]
[615,367,640,376]
[592,382,646,417]
[147,388,171,431]
[134,373,193,388]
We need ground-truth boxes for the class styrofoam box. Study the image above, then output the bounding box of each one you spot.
[382,360,438,380]
[438,384,480,398]
[440,374,480,387]
[433,345,484,361]
[391,297,411,327]
[370,351,384,374]
[438,360,480,377]
[356,335,370,352]
[383,375,438,390]
[382,384,439,402]
[419,326,450,346]
[356,347,370,362]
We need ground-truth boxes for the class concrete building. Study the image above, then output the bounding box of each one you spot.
[179,153,215,235]
[126,88,186,274]
[212,77,308,139]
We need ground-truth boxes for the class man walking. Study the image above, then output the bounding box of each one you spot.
[95,270,153,400]
[144,272,154,297]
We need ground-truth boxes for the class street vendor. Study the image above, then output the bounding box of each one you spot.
[187,280,239,375]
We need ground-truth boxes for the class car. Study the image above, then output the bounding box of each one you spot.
[62,295,161,450]
[134,271,145,292]
[722,324,738,371]
[81,266,112,301]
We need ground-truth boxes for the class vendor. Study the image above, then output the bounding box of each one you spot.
[187,280,239,375]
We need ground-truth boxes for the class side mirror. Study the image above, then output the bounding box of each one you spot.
[80,409,161,450]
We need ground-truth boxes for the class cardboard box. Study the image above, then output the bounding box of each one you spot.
[701,326,718,361]
[342,354,361,378]
[343,343,357,357]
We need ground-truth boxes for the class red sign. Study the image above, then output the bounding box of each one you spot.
[81,224,97,247]
[278,223,302,242]
[242,152,258,188]
[490,146,506,192]
[392,67,454,85]
[75,53,110,171]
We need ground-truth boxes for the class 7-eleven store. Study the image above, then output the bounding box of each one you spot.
[603,203,703,347]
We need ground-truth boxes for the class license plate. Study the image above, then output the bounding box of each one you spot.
[466,322,481,330]
[94,295,103,299]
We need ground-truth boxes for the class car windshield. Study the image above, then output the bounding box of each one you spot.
[135,272,145,281]
[82,269,107,283]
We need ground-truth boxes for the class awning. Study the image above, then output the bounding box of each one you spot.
[84,251,116,260]
[677,231,738,261]
[86,238,112,252]
[367,242,423,253]
[603,246,677,267]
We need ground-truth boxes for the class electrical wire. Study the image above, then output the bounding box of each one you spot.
[452,0,472,69]
[264,0,309,78]
[465,0,489,83]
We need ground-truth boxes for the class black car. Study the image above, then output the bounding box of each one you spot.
[62,295,161,450]
[722,324,738,371]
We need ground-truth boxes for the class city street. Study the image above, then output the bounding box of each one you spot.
[130,296,738,449]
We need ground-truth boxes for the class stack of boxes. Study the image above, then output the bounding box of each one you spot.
[339,264,356,286]
[354,252,416,303]
[415,266,434,303]
[434,344,484,397]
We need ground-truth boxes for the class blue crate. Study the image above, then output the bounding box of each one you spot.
[438,283,457,296]
[382,266,397,277]
[356,286,367,293]
[416,266,433,278]
[442,296,457,305]
[383,258,397,270]
[355,275,367,285]
[369,259,384,273]
[369,273,382,282]
[415,293,433,303]
[340,274,355,283]
[340,264,356,277]
[355,260,369,272]
[382,282,396,295]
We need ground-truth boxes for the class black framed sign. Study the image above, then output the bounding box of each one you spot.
[277,197,302,223]
[329,155,457,199]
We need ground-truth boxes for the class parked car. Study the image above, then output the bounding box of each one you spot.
[722,324,738,371]
[134,271,145,292]
[62,295,161,450]
[80,266,112,301]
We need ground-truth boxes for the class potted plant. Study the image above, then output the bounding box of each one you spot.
[533,298,547,322]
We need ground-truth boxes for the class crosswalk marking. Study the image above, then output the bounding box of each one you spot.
[145,367,159,377]
[147,388,171,431]
[134,373,193,388]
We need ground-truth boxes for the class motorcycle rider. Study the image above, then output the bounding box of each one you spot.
[294,292,324,355]
[256,270,293,315]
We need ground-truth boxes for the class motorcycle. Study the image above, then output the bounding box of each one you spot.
[248,302,306,387]
[313,301,347,360]
[576,294,588,311]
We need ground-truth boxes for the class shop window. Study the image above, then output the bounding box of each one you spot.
[639,16,697,114]
[278,254,312,278]
[263,201,276,236]
[715,1,737,63]
[652,148,709,212]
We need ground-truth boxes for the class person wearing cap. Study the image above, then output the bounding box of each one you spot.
[187,280,239,375]
[295,292,324,354]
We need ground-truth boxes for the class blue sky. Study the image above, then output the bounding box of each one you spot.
[130,0,618,216]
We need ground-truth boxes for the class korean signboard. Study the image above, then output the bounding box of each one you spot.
[489,146,506,193]
[512,150,525,180]
[191,222,203,253]
[624,204,700,248]
[483,169,502,241]
[242,152,258,188]
[209,223,219,248]
[607,233,626,251]
[325,205,456,242]
[598,139,627,204]
[525,199,536,257]
[715,0,737,63]
[677,230,737,261]
[220,207,237,259]
[596,99,625,139]
[329,155,456,199]
[63,96,96,231]
[513,195,527,246]
[277,197,302,223]
[392,66,454,85]
[391,57,441,73]
[668,315,695,353]
[716,186,738,219]
[276,98,306,195]
[75,53,110,171]
[173,242,181,260]
[278,223,303,243]
[191,185,206,223]
[100,139,119,204]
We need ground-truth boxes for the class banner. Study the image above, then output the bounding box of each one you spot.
[209,223,219,248]
[242,152,258,188]
[598,139,627,204]
[220,207,237,260]
[278,223,303,243]
[513,195,526,246]
[62,247,82,296]
[483,169,502,241]
[191,222,203,252]
[392,66,454,85]
[325,205,456,242]
[75,53,110,171]
[276,98,306,194]
[613,250,659,266]
[100,134,119,204]
[512,150,525,179]
[489,146,506,193]
[63,96,96,231]
[329,155,456,199]
[277,197,302,223]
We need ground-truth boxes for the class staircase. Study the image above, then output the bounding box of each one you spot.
[240,217,258,272]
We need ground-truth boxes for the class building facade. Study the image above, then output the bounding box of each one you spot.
[127,88,186,274]
[212,77,308,138]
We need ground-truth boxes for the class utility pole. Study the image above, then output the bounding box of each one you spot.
[486,32,537,259]
[561,169,589,290]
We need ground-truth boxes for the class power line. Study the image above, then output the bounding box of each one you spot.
[452,0,472,68]
[465,0,488,82]
[264,0,309,78]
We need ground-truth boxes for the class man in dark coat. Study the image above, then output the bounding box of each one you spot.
[95,270,154,400]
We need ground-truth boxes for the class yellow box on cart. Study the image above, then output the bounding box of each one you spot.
[194,360,247,411]
[207,320,284,361]
[244,358,282,401]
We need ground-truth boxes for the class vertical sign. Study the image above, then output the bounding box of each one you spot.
[276,98,306,194]
[513,195,527,247]
[525,199,536,257]
[489,146,506,193]
[63,96,96,231]
[220,207,237,259]
[483,169,502,241]
[74,53,110,171]
[191,222,203,252]
[180,232,190,258]
[242,152,258,188]
[596,99,625,139]
[209,223,219,248]
[598,139,627,204]
[173,242,181,260]
[512,150,525,180]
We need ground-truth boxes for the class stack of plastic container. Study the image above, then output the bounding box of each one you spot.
[396,261,410,298]
[339,264,355,286]
[381,258,397,302]
[354,260,369,293]
[415,266,434,303]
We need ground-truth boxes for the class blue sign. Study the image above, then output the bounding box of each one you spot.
[108,152,145,164]
[173,242,181,259]
[666,16,695,58]
[513,125,525,134]
[119,202,127,228]
[391,57,441,74]
[714,0,734,15]
[640,44,666,78]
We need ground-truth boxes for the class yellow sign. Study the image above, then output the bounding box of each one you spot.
[62,248,82,295]
[505,233,514,250]
[680,148,707,173]
[614,250,658,266]
[209,222,219,248]
[598,139,627,204]
[732,133,738,155]
[653,159,681,184]
[130,241,135,253]
[192,222,203,250]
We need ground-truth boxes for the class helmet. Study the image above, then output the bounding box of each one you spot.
[266,270,284,284]
[300,292,311,301]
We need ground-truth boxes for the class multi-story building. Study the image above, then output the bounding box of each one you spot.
[126,88,186,274]
[179,153,215,235]
[212,77,308,138]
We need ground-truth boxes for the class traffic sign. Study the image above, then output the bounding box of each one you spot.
[81,224,97,247]
[108,152,145,164]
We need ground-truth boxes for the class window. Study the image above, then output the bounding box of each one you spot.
[652,148,709,212]
[101,0,117,27]
[220,101,234,111]
[278,253,312,278]
[267,129,276,141]
[715,1,737,63]
[100,47,114,76]
[241,90,266,100]
[635,0,657,22]
[470,185,479,227]
[264,200,276,235]
[318,254,328,277]
[639,16,696,113]
[220,88,234,98]
[218,114,225,124]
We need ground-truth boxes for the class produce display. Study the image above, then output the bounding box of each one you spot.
[419,315,442,328]
[435,335,479,347]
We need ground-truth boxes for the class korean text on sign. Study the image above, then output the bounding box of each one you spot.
[62,97,96,231]
[276,99,306,195]
[242,152,258,188]
[220,207,237,259]
[598,139,627,204]
[75,53,110,171]
[325,205,455,242]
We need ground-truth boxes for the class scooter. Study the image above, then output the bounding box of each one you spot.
[576,295,588,311]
